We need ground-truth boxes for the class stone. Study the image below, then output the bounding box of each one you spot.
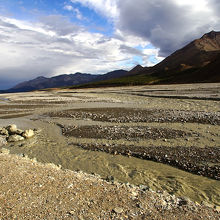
[0,128,9,136]
[139,185,149,191]
[113,207,123,214]
[106,175,115,183]
[0,136,7,147]
[22,129,34,139]
[7,135,25,142]
[0,148,10,154]
[15,129,24,135]
[178,197,189,206]
[6,124,17,134]
[202,201,213,208]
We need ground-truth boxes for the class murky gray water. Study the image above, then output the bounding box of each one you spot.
[0,97,9,103]
[1,117,219,206]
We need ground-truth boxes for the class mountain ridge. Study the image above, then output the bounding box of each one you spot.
[2,31,220,92]
[70,31,220,88]
[4,70,128,93]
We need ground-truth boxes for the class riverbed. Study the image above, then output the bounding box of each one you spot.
[0,83,220,207]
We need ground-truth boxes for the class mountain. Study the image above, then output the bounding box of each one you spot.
[2,31,220,92]
[4,69,128,93]
[128,65,145,75]
[6,73,99,92]
[94,69,128,81]
[133,30,220,79]
[151,30,220,73]
[77,30,220,88]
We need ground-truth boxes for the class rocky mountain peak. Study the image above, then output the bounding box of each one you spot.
[194,30,220,51]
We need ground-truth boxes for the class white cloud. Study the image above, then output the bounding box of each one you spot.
[70,0,118,19]
[116,0,220,56]
[0,14,150,89]
[64,5,74,11]
[74,8,83,20]
[69,0,220,56]
[64,5,84,20]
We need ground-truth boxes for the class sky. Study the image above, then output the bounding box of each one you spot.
[0,0,219,89]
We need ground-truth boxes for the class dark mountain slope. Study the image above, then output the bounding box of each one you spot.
[3,70,128,93]
[135,31,220,76]
[94,70,128,81]
[6,73,99,92]
[82,31,220,87]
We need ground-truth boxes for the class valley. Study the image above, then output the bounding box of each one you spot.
[0,83,219,219]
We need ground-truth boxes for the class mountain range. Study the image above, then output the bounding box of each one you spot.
[78,30,220,88]
[2,30,220,92]
[3,70,128,93]
[134,30,220,82]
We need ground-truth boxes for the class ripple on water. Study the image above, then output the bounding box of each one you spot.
[2,120,220,207]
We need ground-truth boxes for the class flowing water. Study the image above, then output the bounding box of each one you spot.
[2,117,220,207]
[0,97,9,103]
[0,87,220,207]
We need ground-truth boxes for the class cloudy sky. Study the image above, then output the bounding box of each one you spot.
[0,0,219,89]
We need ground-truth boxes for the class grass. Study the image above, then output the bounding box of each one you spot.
[61,67,208,90]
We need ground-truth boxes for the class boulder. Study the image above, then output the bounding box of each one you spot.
[15,129,24,135]
[0,135,7,147]
[0,128,9,136]
[7,135,25,142]
[22,129,34,139]
[6,124,18,134]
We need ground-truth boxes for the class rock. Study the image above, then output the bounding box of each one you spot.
[7,135,25,142]
[22,129,34,139]
[15,129,24,135]
[0,128,9,136]
[6,124,17,134]
[0,148,10,154]
[178,197,189,206]
[202,201,213,208]
[0,136,7,147]
[113,207,123,214]
[139,185,149,191]
[215,206,220,212]
[106,175,115,183]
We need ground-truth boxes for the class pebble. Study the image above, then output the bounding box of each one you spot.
[0,136,7,147]
[113,207,123,214]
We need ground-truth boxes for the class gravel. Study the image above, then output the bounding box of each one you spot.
[73,143,220,180]
[0,150,219,219]
[59,124,192,140]
[46,108,220,125]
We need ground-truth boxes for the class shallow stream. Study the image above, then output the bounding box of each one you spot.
[1,117,220,207]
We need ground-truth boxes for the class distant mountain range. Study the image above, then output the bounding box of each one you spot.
[3,70,128,93]
[2,31,220,93]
